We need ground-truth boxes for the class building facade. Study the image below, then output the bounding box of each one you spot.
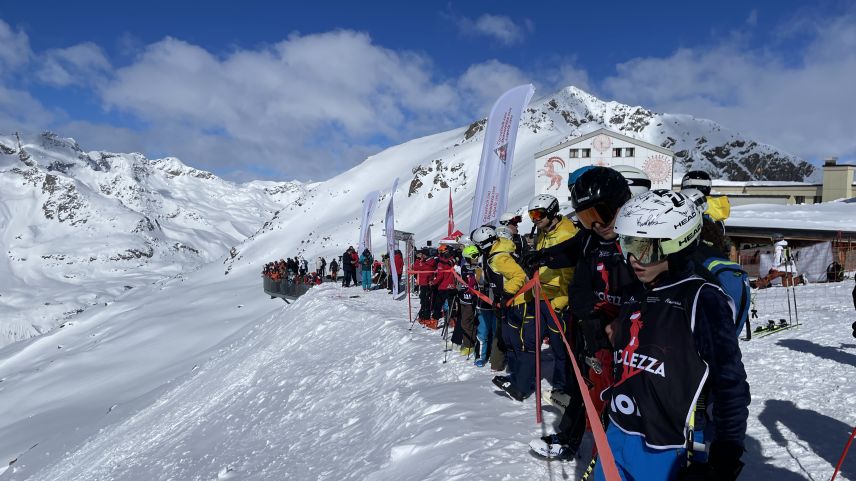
[534,128,674,202]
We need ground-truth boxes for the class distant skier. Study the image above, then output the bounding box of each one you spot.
[359,249,374,291]
[413,248,438,327]
[329,258,339,282]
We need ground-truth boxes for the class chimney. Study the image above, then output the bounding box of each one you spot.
[824,156,839,166]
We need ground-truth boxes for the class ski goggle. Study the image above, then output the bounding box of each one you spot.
[528,209,548,222]
[618,235,664,265]
[575,203,617,230]
[500,215,522,226]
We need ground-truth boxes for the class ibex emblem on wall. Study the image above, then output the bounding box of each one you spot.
[538,156,566,190]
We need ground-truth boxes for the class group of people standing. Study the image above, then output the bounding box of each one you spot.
[339,246,404,292]
[406,167,749,481]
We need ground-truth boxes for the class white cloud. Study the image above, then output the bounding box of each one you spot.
[0,85,58,132]
[455,14,529,46]
[0,19,31,75]
[97,31,467,179]
[457,60,531,115]
[37,42,112,87]
[602,12,856,162]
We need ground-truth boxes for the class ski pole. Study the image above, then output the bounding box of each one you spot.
[785,259,793,326]
[831,425,856,481]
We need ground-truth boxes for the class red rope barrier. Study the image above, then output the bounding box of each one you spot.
[409,265,621,479]
[539,287,620,481]
[534,271,543,424]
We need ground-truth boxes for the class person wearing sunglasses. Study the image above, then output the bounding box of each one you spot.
[531,166,644,461]
[525,194,578,398]
[587,189,748,481]
[499,211,528,257]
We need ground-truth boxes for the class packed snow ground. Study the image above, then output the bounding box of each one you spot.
[1,267,853,480]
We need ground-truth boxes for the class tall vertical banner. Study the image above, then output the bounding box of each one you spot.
[469,84,535,233]
[448,188,455,237]
[358,190,379,255]
[385,178,400,296]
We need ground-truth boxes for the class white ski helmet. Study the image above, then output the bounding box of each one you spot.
[613,165,652,198]
[681,171,712,196]
[527,194,560,221]
[614,189,702,264]
[471,225,498,251]
[680,187,708,213]
[499,211,523,226]
[496,225,514,240]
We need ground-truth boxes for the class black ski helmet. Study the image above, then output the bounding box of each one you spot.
[570,166,631,214]
[681,170,712,196]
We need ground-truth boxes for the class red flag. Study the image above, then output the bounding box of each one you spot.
[448,188,454,237]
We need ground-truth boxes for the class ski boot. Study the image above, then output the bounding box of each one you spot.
[778,318,788,328]
[474,358,486,368]
[529,434,579,459]
[460,346,473,357]
[547,389,571,410]
[492,376,527,402]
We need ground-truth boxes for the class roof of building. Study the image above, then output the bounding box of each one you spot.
[535,127,674,158]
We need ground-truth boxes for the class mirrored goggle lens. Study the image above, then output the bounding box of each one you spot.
[576,204,615,229]
[528,209,548,221]
[619,236,663,264]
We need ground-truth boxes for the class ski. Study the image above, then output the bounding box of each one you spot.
[751,320,797,338]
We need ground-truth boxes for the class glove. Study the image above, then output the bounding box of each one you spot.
[521,250,547,270]
[579,310,612,356]
[677,441,744,481]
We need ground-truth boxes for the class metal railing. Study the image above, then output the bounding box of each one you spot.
[263,276,313,302]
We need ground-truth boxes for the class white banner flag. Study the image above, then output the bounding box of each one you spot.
[385,178,400,297]
[358,190,379,255]
[469,83,535,233]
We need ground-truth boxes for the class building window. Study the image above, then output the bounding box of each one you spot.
[612,148,622,157]
[581,148,591,158]
[569,149,578,158]
[625,147,635,157]
[795,196,805,204]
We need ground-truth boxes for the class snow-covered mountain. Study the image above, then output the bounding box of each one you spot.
[522,87,816,182]
[1,86,815,346]
[0,132,305,345]
[225,86,816,280]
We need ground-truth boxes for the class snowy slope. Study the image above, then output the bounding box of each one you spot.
[0,132,305,346]
[1,276,853,480]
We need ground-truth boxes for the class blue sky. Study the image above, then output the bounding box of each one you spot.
[1,1,854,181]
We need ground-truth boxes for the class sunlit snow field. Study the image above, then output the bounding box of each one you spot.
[1,266,853,480]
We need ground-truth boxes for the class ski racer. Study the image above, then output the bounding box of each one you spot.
[526,193,578,394]
[530,166,643,460]
[471,225,533,400]
[590,189,749,481]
